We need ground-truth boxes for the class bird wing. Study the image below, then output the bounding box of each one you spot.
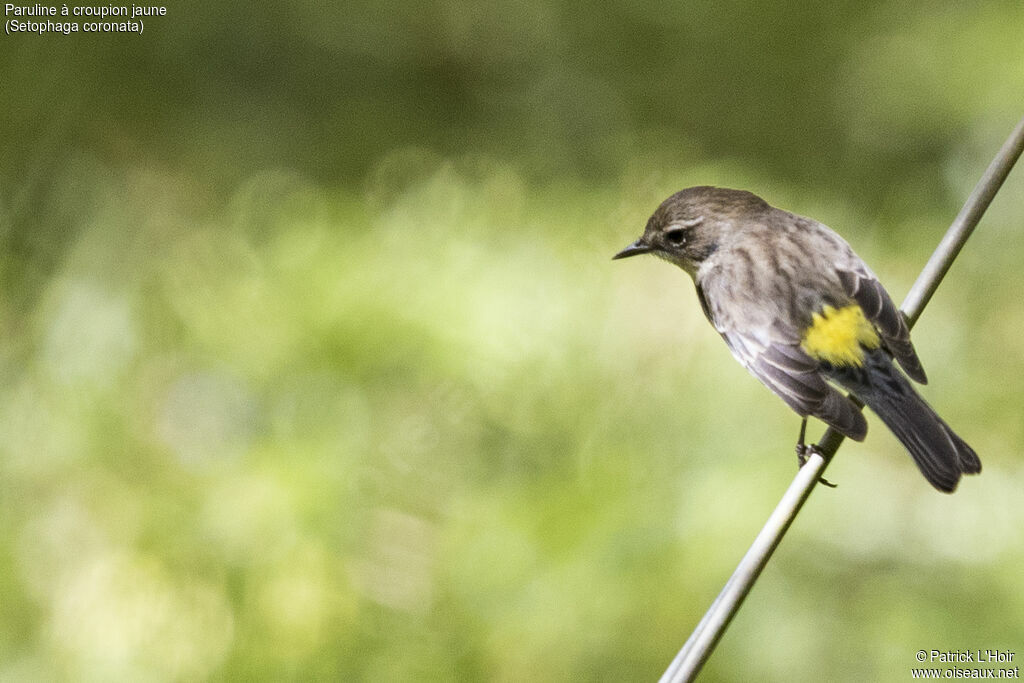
[835,267,927,384]
[702,284,868,441]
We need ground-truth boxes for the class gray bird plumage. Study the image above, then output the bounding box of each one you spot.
[615,186,980,492]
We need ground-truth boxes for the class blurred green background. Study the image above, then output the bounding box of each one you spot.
[2,1,1023,680]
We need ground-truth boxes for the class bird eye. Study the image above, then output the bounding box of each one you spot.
[665,229,686,245]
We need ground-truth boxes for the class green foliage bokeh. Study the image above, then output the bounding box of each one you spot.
[1,1,1023,680]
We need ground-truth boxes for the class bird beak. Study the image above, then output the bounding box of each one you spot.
[612,239,653,260]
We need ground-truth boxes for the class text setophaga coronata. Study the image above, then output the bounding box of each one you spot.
[614,186,981,492]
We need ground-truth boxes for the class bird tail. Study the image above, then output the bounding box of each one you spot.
[835,353,981,493]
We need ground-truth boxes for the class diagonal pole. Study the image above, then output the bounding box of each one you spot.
[660,115,1024,683]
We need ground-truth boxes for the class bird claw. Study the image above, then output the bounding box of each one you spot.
[795,419,838,488]
[795,441,814,467]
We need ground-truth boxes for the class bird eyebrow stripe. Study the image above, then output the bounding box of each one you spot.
[680,216,705,227]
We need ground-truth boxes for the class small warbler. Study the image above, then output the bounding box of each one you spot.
[614,186,980,492]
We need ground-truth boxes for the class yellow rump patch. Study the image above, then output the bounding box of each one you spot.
[800,304,880,366]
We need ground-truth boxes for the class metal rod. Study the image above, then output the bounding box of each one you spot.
[903,115,1024,325]
[661,115,1024,683]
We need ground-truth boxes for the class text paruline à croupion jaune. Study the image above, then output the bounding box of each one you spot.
[5,3,166,34]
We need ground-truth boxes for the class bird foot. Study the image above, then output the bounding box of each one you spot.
[795,419,838,488]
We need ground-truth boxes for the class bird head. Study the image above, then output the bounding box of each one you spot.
[614,186,769,275]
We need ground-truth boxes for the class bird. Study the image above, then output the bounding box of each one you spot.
[613,186,981,492]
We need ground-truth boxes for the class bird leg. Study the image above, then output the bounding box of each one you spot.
[795,417,837,488]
